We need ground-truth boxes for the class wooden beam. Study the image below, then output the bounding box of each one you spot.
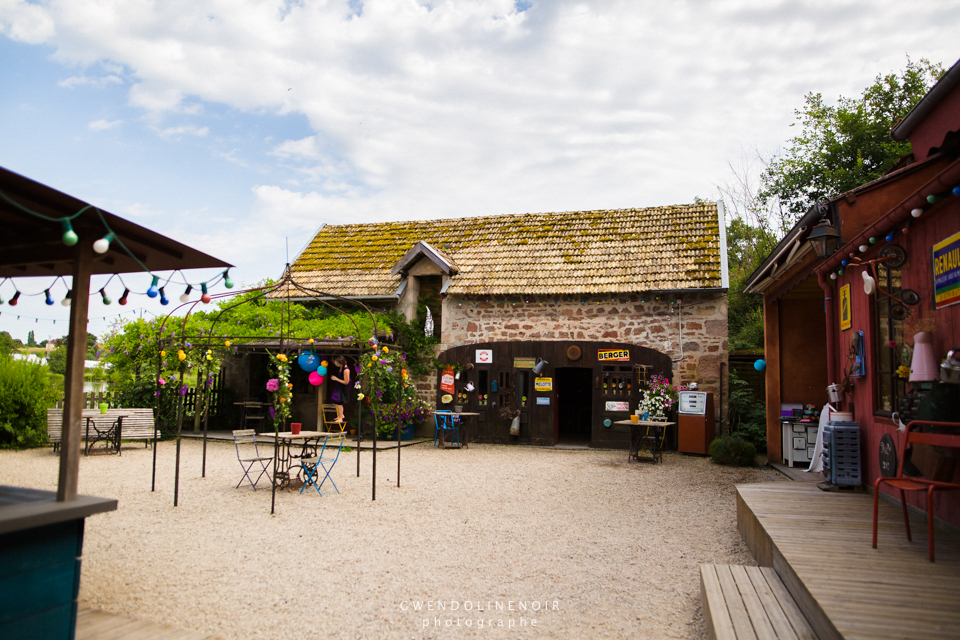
[57,242,93,502]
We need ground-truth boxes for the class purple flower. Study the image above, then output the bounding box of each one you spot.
[205,375,213,388]
[354,365,362,374]
[179,384,188,396]
[185,342,192,348]
[268,406,276,419]
[266,378,279,392]
[155,391,161,398]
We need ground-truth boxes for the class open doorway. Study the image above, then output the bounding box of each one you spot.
[556,367,593,445]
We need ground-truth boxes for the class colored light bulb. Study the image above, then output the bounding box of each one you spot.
[100,287,111,305]
[44,289,54,305]
[885,233,895,242]
[119,288,129,305]
[61,220,78,246]
[180,285,192,303]
[200,282,211,304]
[62,289,72,306]
[93,232,115,254]
[159,287,169,305]
[146,275,159,298]
[9,291,20,306]
[223,270,234,289]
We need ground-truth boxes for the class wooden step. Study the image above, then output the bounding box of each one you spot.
[700,564,818,640]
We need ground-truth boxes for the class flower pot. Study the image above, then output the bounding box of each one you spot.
[290,422,301,435]
[99,403,109,414]
[382,423,415,440]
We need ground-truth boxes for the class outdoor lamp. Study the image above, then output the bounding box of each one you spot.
[180,285,193,303]
[61,220,78,246]
[99,287,111,305]
[146,276,159,298]
[200,282,211,304]
[44,289,54,305]
[532,358,548,375]
[62,289,72,306]
[119,288,130,305]
[807,209,840,258]
[159,287,169,305]
[93,232,115,254]
[9,291,20,306]
[223,269,234,289]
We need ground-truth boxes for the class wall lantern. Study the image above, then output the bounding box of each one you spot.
[807,197,840,258]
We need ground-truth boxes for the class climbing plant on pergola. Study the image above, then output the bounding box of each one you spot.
[152,267,405,514]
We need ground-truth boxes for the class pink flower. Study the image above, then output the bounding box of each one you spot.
[266,378,280,392]
[888,340,897,348]
[158,378,166,386]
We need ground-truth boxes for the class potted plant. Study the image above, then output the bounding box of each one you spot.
[639,374,682,420]
[357,338,430,439]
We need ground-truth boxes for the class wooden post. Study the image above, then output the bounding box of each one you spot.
[57,243,93,502]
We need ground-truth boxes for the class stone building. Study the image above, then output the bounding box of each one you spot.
[288,204,729,447]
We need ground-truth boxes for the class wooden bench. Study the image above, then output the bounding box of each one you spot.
[700,564,818,640]
[47,408,158,452]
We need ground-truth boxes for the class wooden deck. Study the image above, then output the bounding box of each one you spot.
[737,483,960,640]
[76,607,218,640]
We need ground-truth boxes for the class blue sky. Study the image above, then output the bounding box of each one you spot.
[1,0,959,343]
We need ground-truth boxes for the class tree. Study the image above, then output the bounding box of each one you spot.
[0,331,17,357]
[761,58,945,220]
[26,330,37,347]
[56,332,98,360]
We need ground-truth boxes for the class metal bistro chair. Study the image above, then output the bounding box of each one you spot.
[433,411,460,448]
[241,402,267,433]
[299,434,346,496]
[232,429,273,490]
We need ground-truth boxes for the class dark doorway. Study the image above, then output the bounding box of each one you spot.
[556,367,593,444]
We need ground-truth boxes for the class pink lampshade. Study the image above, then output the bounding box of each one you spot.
[909,331,939,382]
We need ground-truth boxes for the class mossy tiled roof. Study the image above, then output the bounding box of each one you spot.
[288,204,722,296]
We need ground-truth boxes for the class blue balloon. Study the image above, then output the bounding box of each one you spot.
[298,353,319,372]
[754,359,767,372]
[603,418,612,428]
[316,365,327,376]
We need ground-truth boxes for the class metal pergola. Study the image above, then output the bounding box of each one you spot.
[153,267,404,513]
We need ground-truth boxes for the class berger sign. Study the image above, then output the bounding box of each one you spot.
[933,230,960,309]
[597,348,630,362]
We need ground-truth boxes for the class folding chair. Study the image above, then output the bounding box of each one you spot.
[299,434,346,496]
[433,411,459,448]
[320,399,346,433]
[232,429,272,490]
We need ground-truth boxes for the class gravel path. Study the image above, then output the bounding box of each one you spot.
[0,440,771,639]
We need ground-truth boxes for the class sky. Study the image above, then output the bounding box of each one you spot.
[1,0,959,344]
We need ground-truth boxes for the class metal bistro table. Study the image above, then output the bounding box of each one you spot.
[616,419,674,464]
[437,412,480,449]
[258,431,334,488]
[82,410,130,456]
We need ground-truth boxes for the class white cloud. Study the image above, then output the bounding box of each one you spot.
[88,118,122,131]
[59,73,123,88]
[2,0,959,284]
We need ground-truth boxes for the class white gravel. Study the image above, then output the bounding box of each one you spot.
[0,439,771,639]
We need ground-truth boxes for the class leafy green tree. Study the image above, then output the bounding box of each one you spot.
[26,330,37,347]
[0,331,18,357]
[46,346,67,375]
[761,58,945,220]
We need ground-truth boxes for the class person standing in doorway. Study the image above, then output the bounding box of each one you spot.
[329,356,351,424]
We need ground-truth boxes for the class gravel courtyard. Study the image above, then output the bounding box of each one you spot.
[0,439,771,639]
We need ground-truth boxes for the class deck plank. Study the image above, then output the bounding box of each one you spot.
[75,607,218,640]
[737,483,960,640]
[715,564,760,640]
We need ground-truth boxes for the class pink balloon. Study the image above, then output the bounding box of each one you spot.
[308,371,324,386]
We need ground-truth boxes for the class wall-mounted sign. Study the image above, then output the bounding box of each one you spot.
[514,357,536,369]
[476,349,493,364]
[536,397,551,405]
[598,349,630,362]
[839,283,851,330]
[440,366,456,394]
[605,401,630,412]
[933,230,960,309]
[534,377,552,391]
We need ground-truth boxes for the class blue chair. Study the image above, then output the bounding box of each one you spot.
[433,411,460,448]
[299,434,346,496]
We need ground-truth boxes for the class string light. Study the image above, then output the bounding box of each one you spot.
[180,285,193,303]
[93,232,115,254]
[223,270,234,289]
[62,290,71,306]
[99,288,111,305]
[61,220,78,246]
[146,276,159,298]
[44,289,54,306]
[9,291,20,306]
[159,287,169,306]
[119,288,130,305]
[201,283,211,304]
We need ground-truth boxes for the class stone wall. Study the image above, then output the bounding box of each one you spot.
[437,291,729,426]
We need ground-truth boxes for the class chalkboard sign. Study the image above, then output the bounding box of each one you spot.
[879,433,897,478]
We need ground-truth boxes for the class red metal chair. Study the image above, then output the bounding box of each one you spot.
[872,420,960,562]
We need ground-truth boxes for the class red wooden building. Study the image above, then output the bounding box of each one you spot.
[745,57,960,529]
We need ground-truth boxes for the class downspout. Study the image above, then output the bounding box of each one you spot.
[672,298,685,363]
[817,270,837,386]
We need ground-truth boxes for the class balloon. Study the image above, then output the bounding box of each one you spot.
[316,365,327,376]
[298,352,319,372]
[754,359,767,371]
[308,371,324,386]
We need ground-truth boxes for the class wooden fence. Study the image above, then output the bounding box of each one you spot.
[55,374,226,422]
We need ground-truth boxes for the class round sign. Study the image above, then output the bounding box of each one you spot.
[879,433,897,478]
[566,345,582,361]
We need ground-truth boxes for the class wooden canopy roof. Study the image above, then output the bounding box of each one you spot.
[0,165,231,277]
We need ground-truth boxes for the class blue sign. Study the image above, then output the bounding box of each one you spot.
[536,397,550,405]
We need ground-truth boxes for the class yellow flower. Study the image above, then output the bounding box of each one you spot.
[206,350,212,355]
[368,363,373,368]
[206,355,212,360]
[357,393,365,400]
[224,340,231,347]
[160,350,166,357]
[178,350,186,361]
[308,338,314,344]
[371,355,378,361]
[382,347,389,354]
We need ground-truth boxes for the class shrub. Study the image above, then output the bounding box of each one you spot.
[709,435,757,467]
[728,369,767,452]
[0,355,61,448]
